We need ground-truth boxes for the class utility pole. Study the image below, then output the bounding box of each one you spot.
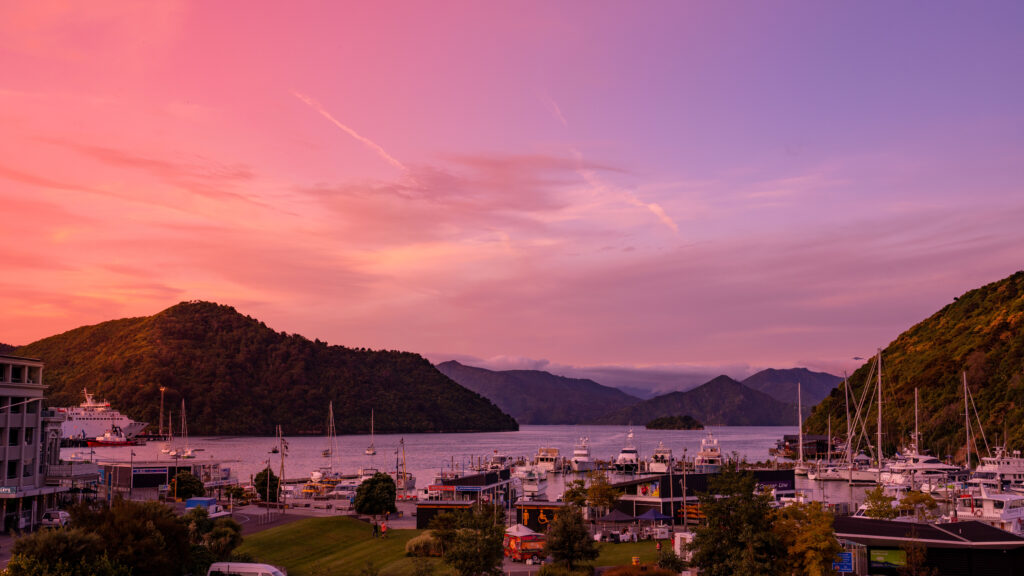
[158,386,166,438]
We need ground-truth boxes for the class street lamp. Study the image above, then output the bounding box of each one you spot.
[129,450,136,500]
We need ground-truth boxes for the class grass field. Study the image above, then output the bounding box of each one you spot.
[238,516,664,576]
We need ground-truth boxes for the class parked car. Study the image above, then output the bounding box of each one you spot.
[40,510,70,528]
[207,562,286,576]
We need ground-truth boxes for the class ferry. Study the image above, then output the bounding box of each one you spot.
[58,389,148,441]
[87,425,141,447]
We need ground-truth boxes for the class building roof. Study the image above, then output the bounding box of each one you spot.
[0,354,43,363]
[834,516,1024,549]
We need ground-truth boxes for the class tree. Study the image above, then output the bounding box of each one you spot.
[563,479,588,508]
[586,471,621,516]
[862,485,898,520]
[7,528,131,576]
[434,503,505,576]
[172,470,206,499]
[899,527,939,576]
[254,466,280,503]
[543,505,599,570]
[690,465,784,576]
[354,472,398,517]
[772,502,842,576]
[899,491,938,523]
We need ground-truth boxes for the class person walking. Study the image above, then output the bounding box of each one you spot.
[381,522,388,539]
[372,522,379,538]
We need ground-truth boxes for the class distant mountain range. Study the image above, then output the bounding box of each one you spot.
[742,368,843,406]
[806,270,1024,461]
[12,301,517,435]
[435,360,640,424]
[593,375,799,426]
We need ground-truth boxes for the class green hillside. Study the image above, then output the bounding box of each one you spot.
[593,375,798,426]
[14,301,518,435]
[805,271,1024,463]
[435,360,640,424]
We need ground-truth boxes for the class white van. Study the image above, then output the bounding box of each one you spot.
[207,562,286,576]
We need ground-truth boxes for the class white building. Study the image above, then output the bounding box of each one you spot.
[0,354,66,531]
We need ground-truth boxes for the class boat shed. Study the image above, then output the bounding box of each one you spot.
[96,458,239,501]
[833,516,1024,576]
[611,469,795,526]
[423,469,515,505]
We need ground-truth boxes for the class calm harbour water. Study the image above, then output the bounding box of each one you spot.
[62,424,868,504]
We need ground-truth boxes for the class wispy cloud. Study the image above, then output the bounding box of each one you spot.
[293,91,406,172]
[571,148,679,234]
[538,90,569,128]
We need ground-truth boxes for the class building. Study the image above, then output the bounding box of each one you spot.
[834,516,1024,576]
[0,354,67,531]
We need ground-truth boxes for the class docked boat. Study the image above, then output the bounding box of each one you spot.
[970,446,1024,490]
[950,490,1024,535]
[392,438,416,494]
[365,410,377,456]
[880,439,965,489]
[516,467,548,500]
[647,441,673,474]
[570,437,597,472]
[694,431,723,473]
[87,425,141,447]
[614,428,640,473]
[534,447,561,473]
[167,400,195,458]
[57,389,147,441]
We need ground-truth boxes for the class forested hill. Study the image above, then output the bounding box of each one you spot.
[592,375,798,426]
[742,368,842,406]
[0,343,16,354]
[805,271,1024,462]
[14,301,518,435]
[436,360,640,424]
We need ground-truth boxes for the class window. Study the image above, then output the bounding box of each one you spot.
[24,428,34,445]
[22,459,32,477]
[7,460,18,479]
[8,428,19,446]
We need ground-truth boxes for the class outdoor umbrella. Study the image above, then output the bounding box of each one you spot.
[505,524,537,537]
[598,509,635,523]
[636,509,671,522]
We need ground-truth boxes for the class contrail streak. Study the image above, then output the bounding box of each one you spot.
[293,91,406,172]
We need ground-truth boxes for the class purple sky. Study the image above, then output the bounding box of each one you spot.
[2,2,1023,389]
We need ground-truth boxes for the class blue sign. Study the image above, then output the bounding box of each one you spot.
[833,552,853,572]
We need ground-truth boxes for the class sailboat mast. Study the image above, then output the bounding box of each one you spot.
[844,372,852,485]
[964,372,971,467]
[798,381,804,464]
[914,388,919,449]
[876,349,883,477]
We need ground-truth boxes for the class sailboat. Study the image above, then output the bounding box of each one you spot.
[322,401,336,458]
[168,400,195,459]
[160,410,173,454]
[794,382,810,476]
[365,410,377,456]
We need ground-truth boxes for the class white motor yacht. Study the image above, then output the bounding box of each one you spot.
[614,428,640,473]
[570,437,597,472]
[534,447,561,473]
[694,432,723,473]
[648,441,673,474]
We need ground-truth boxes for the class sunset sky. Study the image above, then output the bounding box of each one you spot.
[2,2,1023,388]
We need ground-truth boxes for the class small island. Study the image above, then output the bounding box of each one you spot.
[645,415,704,430]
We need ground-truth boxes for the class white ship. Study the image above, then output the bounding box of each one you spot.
[570,437,597,472]
[614,428,640,473]
[694,431,723,473]
[57,389,148,440]
[648,441,674,474]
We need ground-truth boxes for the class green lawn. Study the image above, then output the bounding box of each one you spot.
[594,540,661,567]
[237,516,444,576]
[238,516,663,575]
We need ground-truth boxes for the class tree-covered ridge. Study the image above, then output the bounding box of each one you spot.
[645,415,704,430]
[805,271,1024,462]
[15,301,518,435]
[0,343,17,354]
[593,375,799,426]
[436,360,640,424]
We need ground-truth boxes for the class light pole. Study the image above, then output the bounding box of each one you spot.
[158,386,166,438]
[174,454,180,500]
[129,450,136,500]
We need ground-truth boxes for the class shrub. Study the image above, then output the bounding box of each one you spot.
[538,564,595,576]
[405,531,442,557]
[603,566,678,576]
